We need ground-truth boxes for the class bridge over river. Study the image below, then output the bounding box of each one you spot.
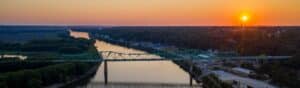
[2,50,291,87]
[66,31,292,88]
[5,51,290,63]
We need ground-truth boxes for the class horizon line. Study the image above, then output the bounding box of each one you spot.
[1,24,300,27]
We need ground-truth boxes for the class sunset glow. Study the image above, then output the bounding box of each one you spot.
[241,15,249,23]
[0,0,300,26]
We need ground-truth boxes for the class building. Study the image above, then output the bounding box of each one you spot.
[213,70,277,88]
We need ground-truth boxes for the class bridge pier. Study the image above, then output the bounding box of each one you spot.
[189,61,193,86]
[190,73,193,86]
[104,60,108,85]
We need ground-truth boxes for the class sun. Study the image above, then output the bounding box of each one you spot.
[240,15,249,23]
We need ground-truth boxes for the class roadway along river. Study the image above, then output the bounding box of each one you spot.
[70,30,199,88]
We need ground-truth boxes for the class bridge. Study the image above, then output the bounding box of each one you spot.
[99,52,292,86]
[1,51,291,62]
[0,51,292,86]
[99,51,291,60]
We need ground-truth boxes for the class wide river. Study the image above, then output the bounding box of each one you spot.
[70,31,199,87]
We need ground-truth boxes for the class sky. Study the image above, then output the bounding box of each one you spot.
[0,0,300,26]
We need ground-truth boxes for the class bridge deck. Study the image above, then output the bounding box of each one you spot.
[0,55,291,63]
[83,82,202,88]
[105,58,170,62]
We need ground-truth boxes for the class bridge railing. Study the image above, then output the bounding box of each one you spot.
[0,51,292,63]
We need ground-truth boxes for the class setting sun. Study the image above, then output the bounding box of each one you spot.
[240,15,249,23]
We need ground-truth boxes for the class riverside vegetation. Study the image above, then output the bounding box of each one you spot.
[0,27,101,88]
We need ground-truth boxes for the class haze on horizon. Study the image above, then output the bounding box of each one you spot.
[0,0,300,26]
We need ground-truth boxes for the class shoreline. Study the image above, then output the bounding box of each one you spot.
[46,30,102,88]
[45,63,101,88]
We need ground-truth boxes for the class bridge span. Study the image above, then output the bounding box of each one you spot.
[0,51,292,86]
[1,51,292,63]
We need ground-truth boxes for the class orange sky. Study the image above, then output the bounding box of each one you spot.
[0,0,300,26]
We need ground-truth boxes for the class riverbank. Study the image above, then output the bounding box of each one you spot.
[46,63,101,88]
[0,30,102,88]
[0,62,99,88]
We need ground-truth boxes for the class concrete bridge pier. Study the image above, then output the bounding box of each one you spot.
[189,61,193,86]
[104,60,108,85]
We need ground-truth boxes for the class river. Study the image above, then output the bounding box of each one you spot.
[70,31,200,87]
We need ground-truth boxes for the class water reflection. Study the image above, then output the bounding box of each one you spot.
[91,40,194,84]
[69,30,90,39]
[95,40,161,59]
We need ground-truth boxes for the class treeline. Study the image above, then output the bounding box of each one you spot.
[0,62,97,88]
[202,74,232,88]
[0,37,95,54]
[70,26,101,33]
[255,54,300,88]
[96,27,300,56]
[0,28,101,88]
[0,26,67,34]
[235,28,300,55]
[0,61,55,73]
[97,27,215,50]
